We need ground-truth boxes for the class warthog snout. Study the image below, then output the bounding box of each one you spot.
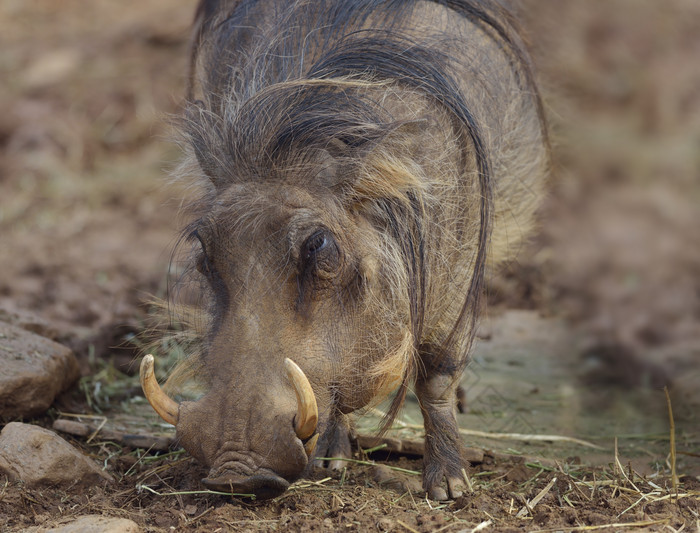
[140,354,319,499]
[202,471,290,499]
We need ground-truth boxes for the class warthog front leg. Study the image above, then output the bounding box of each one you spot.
[415,369,467,501]
[313,412,353,471]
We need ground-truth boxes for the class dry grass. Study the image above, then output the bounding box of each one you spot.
[34,389,698,533]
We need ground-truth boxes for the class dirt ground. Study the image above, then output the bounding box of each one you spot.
[0,1,698,531]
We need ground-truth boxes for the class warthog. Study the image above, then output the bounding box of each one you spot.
[140,0,547,500]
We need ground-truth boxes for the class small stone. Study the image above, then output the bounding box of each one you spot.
[0,423,113,488]
[377,517,395,531]
[44,515,140,533]
[0,322,79,417]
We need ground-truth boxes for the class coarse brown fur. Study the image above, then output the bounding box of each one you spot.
[160,0,548,500]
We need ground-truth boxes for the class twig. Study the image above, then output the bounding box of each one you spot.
[86,417,108,444]
[531,518,669,532]
[55,411,110,420]
[664,386,678,499]
[288,477,333,490]
[137,483,254,499]
[366,408,603,449]
[468,520,493,532]
[316,456,420,475]
[362,443,389,454]
[461,467,474,493]
[516,477,557,518]
[53,419,174,451]
[613,438,643,495]
[396,519,420,533]
[617,494,649,519]
[190,506,215,524]
[555,460,589,502]
[460,429,603,449]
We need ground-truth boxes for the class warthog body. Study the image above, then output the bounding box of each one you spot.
[145,0,547,500]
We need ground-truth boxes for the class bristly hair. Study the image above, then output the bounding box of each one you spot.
[179,0,547,432]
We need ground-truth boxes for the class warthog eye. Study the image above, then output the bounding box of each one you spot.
[190,228,217,280]
[297,229,342,310]
[304,230,329,258]
[300,229,340,278]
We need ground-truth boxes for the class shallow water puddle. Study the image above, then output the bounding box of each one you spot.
[363,310,699,476]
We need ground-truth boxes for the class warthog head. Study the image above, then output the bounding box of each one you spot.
[141,177,413,498]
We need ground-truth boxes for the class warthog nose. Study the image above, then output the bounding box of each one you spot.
[201,472,290,500]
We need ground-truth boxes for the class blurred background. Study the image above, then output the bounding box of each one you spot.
[0,0,698,461]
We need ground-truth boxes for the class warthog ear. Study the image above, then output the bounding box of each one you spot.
[314,152,340,188]
[347,118,433,204]
[186,99,225,186]
[321,119,430,196]
[313,138,350,189]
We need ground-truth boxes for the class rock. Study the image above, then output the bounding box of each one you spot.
[371,464,423,494]
[43,515,141,533]
[0,423,113,488]
[0,305,60,340]
[0,322,79,417]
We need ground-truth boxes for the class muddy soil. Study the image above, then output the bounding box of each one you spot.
[1,1,698,531]
[1,445,698,533]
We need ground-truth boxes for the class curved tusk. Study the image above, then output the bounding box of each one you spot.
[304,433,319,458]
[284,358,318,440]
[140,354,179,426]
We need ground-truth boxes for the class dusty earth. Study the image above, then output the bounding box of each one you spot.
[1,1,699,531]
